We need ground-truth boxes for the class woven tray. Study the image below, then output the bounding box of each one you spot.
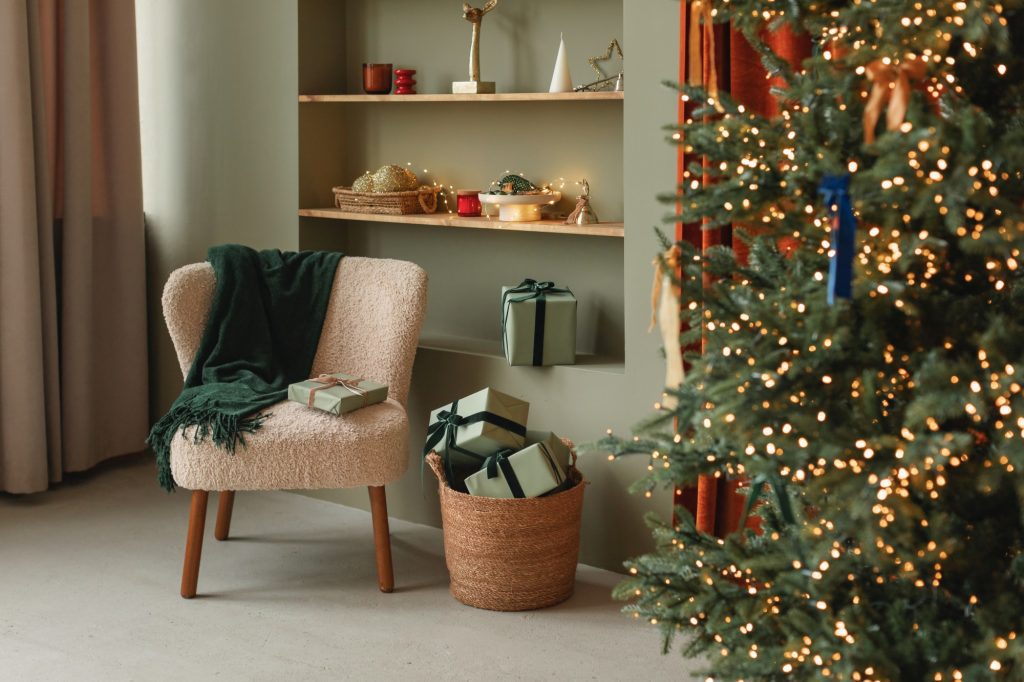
[332,185,440,215]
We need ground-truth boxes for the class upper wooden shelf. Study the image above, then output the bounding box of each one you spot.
[298,91,624,103]
[298,208,624,238]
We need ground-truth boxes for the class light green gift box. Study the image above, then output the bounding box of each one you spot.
[525,430,572,472]
[287,373,388,415]
[426,387,529,473]
[464,439,569,499]
[501,280,576,367]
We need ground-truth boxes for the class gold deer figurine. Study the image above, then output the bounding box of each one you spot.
[453,1,498,94]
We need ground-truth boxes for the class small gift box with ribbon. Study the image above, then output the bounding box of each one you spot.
[502,279,576,367]
[525,430,573,472]
[424,387,529,486]
[287,373,388,415]
[464,436,570,499]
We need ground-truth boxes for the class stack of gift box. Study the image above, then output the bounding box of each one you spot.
[285,375,576,500]
[424,387,576,498]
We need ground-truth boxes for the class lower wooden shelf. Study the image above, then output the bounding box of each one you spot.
[418,333,626,375]
[298,208,625,239]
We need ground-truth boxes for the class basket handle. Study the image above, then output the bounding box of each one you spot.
[426,452,448,488]
[418,188,438,214]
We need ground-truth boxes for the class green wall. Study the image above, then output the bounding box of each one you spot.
[138,0,679,572]
[138,0,301,413]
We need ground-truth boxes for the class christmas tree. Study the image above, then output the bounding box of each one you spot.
[602,2,1024,680]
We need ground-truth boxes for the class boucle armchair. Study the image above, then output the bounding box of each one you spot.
[162,256,427,598]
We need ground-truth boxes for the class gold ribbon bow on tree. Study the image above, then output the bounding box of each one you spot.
[863,55,928,144]
[688,0,724,112]
[307,374,368,408]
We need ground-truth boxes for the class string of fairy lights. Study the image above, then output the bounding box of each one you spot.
[602,0,1021,679]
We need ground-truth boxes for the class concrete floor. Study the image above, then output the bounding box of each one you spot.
[0,456,700,681]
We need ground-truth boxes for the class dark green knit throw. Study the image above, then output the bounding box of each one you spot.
[148,244,343,491]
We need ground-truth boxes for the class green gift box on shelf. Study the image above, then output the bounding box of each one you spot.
[287,373,388,415]
[424,387,529,479]
[501,279,576,367]
[464,436,570,499]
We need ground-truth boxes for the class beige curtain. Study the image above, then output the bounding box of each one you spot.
[0,0,148,494]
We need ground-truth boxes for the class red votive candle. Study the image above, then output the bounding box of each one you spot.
[457,190,482,217]
[362,63,393,94]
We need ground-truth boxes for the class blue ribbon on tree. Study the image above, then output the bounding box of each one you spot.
[422,399,528,484]
[501,279,573,366]
[818,174,857,305]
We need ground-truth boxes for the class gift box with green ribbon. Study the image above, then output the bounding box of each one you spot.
[287,373,388,415]
[501,279,576,367]
[525,430,572,471]
[464,437,569,499]
[424,387,529,486]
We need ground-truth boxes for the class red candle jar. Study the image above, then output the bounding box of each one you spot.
[362,63,392,94]
[457,190,482,217]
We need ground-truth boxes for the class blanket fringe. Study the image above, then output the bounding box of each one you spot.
[147,399,268,492]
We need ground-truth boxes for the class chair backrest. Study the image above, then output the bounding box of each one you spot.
[162,255,428,405]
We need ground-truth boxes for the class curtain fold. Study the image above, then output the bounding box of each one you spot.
[0,0,148,494]
[675,2,810,535]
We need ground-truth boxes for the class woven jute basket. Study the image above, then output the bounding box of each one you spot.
[426,448,585,612]
[331,185,440,215]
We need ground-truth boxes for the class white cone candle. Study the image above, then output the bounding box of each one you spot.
[548,33,573,93]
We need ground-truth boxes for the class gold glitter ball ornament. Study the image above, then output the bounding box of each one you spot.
[371,165,418,192]
[352,171,375,193]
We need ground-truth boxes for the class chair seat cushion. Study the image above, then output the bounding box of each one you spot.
[170,399,409,491]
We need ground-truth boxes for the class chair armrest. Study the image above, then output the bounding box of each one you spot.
[162,262,215,378]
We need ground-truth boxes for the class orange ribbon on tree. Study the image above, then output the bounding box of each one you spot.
[689,0,723,110]
[863,55,928,144]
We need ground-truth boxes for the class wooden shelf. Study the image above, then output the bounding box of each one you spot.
[418,333,626,375]
[298,208,625,238]
[298,91,624,103]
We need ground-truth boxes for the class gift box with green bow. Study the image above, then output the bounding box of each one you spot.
[287,373,388,415]
[424,387,529,487]
[525,430,572,471]
[463,434,570,499]
[501,279,577,367]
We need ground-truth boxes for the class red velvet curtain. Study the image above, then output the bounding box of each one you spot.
[675,4,810,535]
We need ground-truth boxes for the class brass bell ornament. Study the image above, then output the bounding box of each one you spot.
[564,179,599,226]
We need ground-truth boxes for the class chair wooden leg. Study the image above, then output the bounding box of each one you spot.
[368,485,394,593]
[214,491,235,541]
[180,490,209,599]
